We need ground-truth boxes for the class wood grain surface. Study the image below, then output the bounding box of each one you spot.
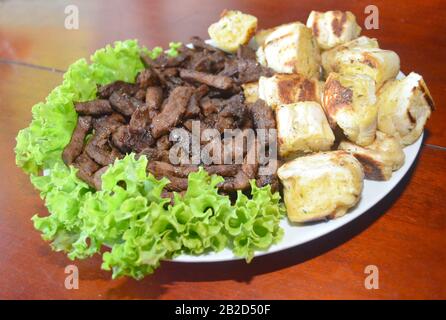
[0,0,445,299]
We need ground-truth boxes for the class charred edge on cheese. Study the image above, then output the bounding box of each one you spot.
[353,153,386,180]
[331,11,347,37]
[323,79,353,126]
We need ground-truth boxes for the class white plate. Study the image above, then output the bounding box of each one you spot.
[173,59,422,262]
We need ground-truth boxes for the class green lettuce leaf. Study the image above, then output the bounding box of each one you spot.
[31,163,91,253]
[229,181,286,262]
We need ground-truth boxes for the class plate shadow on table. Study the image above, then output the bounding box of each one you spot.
[105,141,425,299]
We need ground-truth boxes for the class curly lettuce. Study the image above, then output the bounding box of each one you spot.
[15,40,286,279]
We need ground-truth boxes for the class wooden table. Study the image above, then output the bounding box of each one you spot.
[0,0,445,299]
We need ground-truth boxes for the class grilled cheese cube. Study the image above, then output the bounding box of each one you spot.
[322,36,399,87]
[276,101,334,158]
[242,82,259,104]
[256,22,321,78]
[306,10,361,50]
[377,72,434,145]
[208,10,258,53]
[278,151,364,222]
[339,131,405,180]
[258,74,322,110]
[323,72,378,146]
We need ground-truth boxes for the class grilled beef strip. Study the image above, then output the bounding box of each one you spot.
[185,84,209,118]
[74,100,113,116]
[151,86,194,138]
[129,86,163,134]
[85,128,122,166]
[147,161,239,179]
[62,116,92,165]
[179,69,233,90]
[92,112,126,131]
[109,92,144,117]
[138,147,170,162]
[248,99,276,130]
[97,81,138,99]
[237,45,257,61]
[134,89,146,101]
[92,166,109,190]
[136,69,160,89]
[256,174,280,193]
[72,152,101,188]
[215,95,248,133]
[111,125,154,153]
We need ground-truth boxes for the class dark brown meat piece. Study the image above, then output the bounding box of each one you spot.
[206,51,228,73]
[205,164,240,177]
[248,99,276,130]
[85,128,122,166]
[152,68,186,91]
[147,161,196,178]
[219,172,249,192]
[110,125,132,153]
[179,69,233,90]
[164,176,189,192]
[136,69,160,89]
[185,85,208,118]
[137,135,171,162]
[134,89,146,101]
[74,152,101,174]
[151,86,194,138]
[200,97,222,116]
[237,45,257,61]
[220,94,247,122]
[129,86,165,129]
[216,116,236,133]
[256,174,279,193]
[72,152,101,189]
[146,86,164,111]
[109,92,144,117]
[236,59,274,84]
[62,116,92,165]
[216,94,248,132]
[147,163,189,191]
[185,39,228,73]
[219,59,239,78]
[156,135,172,151]
[92,166,109,190]
[129,106,150,134]
[111,125,154,153]
[74,100,113,116]
[147,161,240,179]
[219,140,259,192]
[138,147,170,162]
[97,81,138,99]
[141,50,189,69]
[187,51,213,72]
[183,119,195,132]
[75,169,96,189]
[190,36,219,52]
[93,113,126,132]
[129,86,163,134]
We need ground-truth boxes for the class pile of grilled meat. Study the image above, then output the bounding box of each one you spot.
[62,37,278,198]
